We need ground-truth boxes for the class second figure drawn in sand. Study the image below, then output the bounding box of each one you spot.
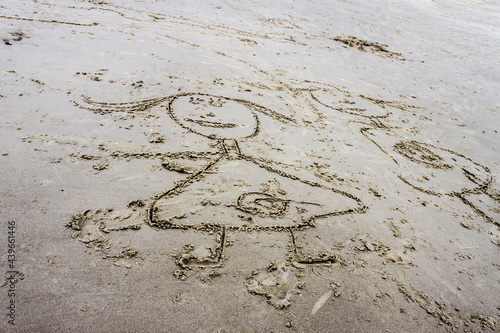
[309,84,499,228]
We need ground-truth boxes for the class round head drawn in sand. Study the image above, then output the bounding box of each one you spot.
[310,88,390,119]
[167,93,260,140]
[392,140,454,170]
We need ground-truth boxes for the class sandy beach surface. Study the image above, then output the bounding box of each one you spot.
[1,0,499,332]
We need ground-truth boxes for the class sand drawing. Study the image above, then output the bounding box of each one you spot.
[332,35,406,60]
[67,92,368,277]
[59,83,496,315]
[4,0,500,330]
[309,85,499,228]
[0,14,99,27]
[19,55,496,318]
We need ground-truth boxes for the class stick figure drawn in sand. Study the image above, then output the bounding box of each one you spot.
[68,92,367,270]
[308,84,499,227]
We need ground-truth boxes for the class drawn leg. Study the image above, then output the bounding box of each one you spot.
[454,193,500,228]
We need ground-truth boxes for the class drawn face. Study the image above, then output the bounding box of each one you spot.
[168,94,259,139]
[311,89,389,118]
[393,140,454,170]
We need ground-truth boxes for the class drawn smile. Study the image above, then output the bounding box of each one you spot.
[185,118,238,128]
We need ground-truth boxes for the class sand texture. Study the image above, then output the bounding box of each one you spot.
[1,0,499,332]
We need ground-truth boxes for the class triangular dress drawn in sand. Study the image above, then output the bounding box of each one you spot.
[150,138,363,231]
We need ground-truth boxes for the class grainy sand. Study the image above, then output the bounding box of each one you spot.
[1,0,499,332]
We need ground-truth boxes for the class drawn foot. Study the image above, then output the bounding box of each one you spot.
[176,227,226,269]
[246,260,300,309]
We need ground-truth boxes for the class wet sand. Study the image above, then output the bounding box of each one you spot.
[1,0,499,332]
